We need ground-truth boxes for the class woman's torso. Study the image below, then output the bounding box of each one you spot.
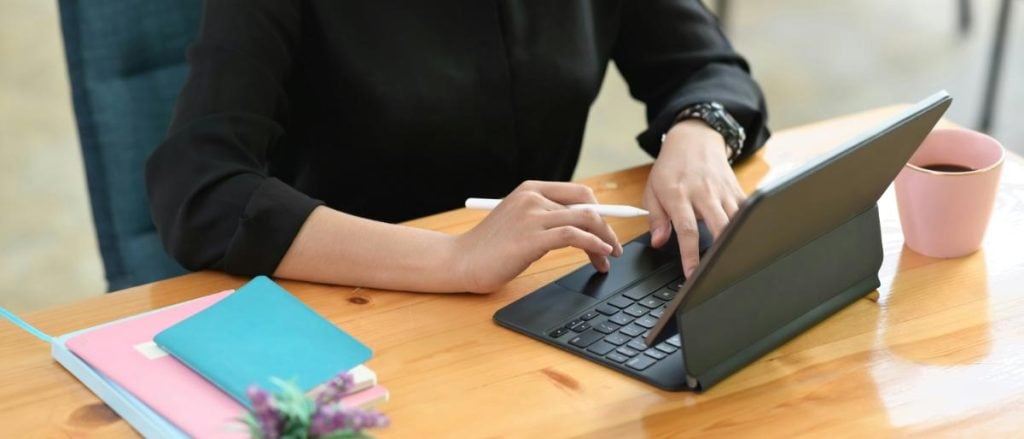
[274,1,624,222]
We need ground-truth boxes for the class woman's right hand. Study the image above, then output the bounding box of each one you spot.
[453,180,624,293]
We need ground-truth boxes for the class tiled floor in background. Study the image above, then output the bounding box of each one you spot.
[1,0,1020,312]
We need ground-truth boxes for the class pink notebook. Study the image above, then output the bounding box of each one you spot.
[66,292,386,438]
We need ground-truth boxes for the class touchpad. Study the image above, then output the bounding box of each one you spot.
[555,240,677,299]
[554,224,713,299]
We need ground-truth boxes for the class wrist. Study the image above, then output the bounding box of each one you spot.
[438,233,476,292]
[661,120,731,162]
[449,233,490,293]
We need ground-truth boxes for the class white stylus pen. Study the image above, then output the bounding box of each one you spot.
[465,198,649,218]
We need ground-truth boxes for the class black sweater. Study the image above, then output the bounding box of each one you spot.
[145,0,770,276]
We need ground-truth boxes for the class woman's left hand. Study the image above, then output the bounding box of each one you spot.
[643,119,746,278]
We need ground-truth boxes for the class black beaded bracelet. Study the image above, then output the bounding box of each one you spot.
[661,102,746,164]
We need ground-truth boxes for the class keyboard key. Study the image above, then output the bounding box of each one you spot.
[595,303,619,315]
[548,327,569,338]
[606,352,630,363]
[572,322,591,333]
[666,277,684,291]
[644,348,668,360]
[569,329,605,348]
[580,311,599,321]
[638,297,664,309]
[565,319,584,329]
[642,330,650,338]
[653,288,676,301]
[627,338,649,351]
[622,287,651,301]
[666,334,682,347]
[649,307,665,318]
[607,296,633,309]
[594,321,620,334]
[616,346,640,357]
[587,341,616,356]
[655,342,677,354]
[626,355,657,371]
[634,316,659,329]
[609,313,634,326]
[620,324,645,337]
[604,333,630,345]
[623,305,648,318]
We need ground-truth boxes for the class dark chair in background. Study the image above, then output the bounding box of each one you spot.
[979,0,1015,132]
[58,0,201,291]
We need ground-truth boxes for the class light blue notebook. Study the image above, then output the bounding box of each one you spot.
[154,276,372,406]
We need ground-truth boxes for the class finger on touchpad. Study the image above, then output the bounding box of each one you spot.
[556,241,676,299]
[655,221,714,256]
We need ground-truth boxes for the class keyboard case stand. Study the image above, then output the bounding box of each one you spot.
[676,204,884,390]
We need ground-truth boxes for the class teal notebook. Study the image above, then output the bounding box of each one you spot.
[154,276,372,406]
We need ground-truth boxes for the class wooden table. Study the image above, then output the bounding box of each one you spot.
[2,106,1023,437]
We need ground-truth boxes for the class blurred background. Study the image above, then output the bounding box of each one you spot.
[1,0,1021,312]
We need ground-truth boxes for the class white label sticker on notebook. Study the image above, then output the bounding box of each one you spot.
[133,341,169,360]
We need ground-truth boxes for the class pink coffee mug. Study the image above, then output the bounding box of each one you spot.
[894,128,1004,258]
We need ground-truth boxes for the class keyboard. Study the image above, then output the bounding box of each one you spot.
[546,271,684,372]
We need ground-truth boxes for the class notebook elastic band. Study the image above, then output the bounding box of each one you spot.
[0,307,52,343]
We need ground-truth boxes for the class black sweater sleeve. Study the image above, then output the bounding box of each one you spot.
[145,0,321,275]
[612,0,770,161]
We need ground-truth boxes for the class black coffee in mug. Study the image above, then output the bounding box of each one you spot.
[921,163,975,173]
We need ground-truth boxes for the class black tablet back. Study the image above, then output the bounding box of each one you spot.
[646,92,952,388]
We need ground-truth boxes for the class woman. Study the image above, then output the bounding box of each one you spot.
[146,0,769,293]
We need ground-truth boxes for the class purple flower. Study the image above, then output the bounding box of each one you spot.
[315,372,356,405]
[360,411,389,429]
[307,403,389,436]
[246,385,281,439]
[241,375,388,438]
[309,408,334,436]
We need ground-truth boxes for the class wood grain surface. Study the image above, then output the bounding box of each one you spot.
[2,106,1022,438]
